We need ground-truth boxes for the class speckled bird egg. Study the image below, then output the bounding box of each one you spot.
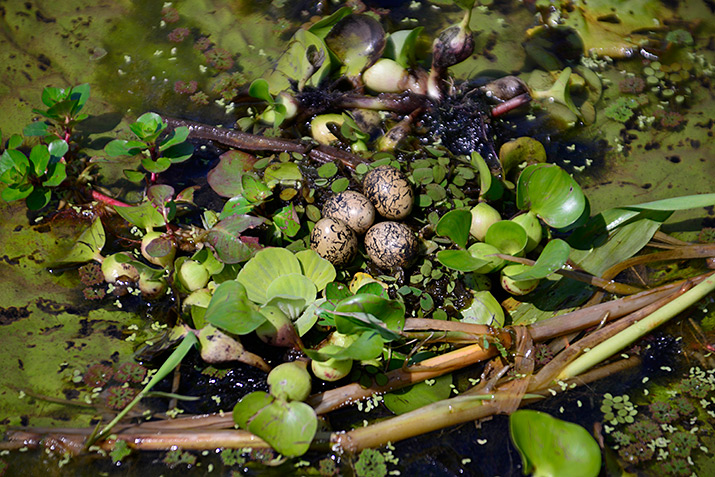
[363,165,414,220]
[364,221,418,269]
[311,217,358,266]
[322,191,376,234]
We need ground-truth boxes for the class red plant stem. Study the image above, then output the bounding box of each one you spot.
[91,190,131,207]
[490,92,532,117]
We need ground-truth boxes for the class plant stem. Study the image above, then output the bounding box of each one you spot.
[87,332,198,446]
[557,273,715,380]
[90,189,130,207]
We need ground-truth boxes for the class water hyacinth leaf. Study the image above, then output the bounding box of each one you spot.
[435,209,472,248]
[113,201,165,230]
[308,6,353,38]
[233,392,317,457]
[516,164,586,228]
[436,249,489,272]
[499,137,546,178]
[570,216,664,277]
[485,221,528,256]
[466,242,504,273]
[306,330,384,362]
[296,249,336,292]
[237,248,303,304]
[248,78,272,103]
[510,410,601,477]
[58,217,105,263]
[325,282,352,302]
[205,215,265,264]
[505,239,570,281]
[266,29,331,94]
[333,294,405,339]
[273,204,300,237]
[384,374,452,415]
[204,280,266,335]
[471,151,492,198]
[325,14,386,79]
[460,290,505,326]
[207,150,257,198]
[355,282,389,298]
[384,27,423,68]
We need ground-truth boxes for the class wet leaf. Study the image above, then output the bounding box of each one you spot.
[435,209,472,248]
[436,249,489,272]
[205,215,265,264]
[57,217,105,263]
[384,374,452,415]
[113,201,165,230]
[485,220,528,256]
[516,164,586,228]
[207,150,257,198]
[205,281,266,335]
[461,290,505,326]
[505,239,570,281]
[233,392,317,457]
[510,410,601,477]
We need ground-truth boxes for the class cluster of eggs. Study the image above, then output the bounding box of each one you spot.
[311,165,418,269]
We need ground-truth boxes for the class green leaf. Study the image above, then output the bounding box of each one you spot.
[306,331,384,362]
[205,215,265,264]
[237,248,303,304]
[48,139,69,160]
[506,239,570,281]
[510,410,601,477]
[41,86,64,108]
[485,220,528,256]
[248,78,273,103]
[332,294,405,340]
[233,392,317,457]
[104,139,146,157]
[263,162,302,188]
[384,374,452,415]
[162,141,194,163]
[266,29,332,94]
[68,83,91,116]
[113,201,165,230]
[516,164,586,228]
[42,162,67,187]
[265,274,316,319]
[241,174,272,203]
[622,193,715,211]
[58,217,105,263]
[308,6,353,38]
[1,183,33,202]
[436,249,489,272]
[29,145,50,176]
[23,121,48,137]
[131,112,166,142]
[141,154,171,174]
[460,290,505,326]
[25,187,51,210]
[296,249,336,292]
[384,27,423,68]
[435,209,472,248]
[471,151,492,198]
[219,196,254,218]
[207,150,256,198]
[158,126,190,151]
[204,281,266,335]
[273,204,301,238]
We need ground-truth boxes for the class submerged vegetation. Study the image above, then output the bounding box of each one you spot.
[0,0,714,475]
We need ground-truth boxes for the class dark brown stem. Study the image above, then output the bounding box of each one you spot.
[163,116,368,171]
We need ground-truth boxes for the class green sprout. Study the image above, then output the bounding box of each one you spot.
[104,112,193,181]
[23,83,90,142]
[0,138,68,209]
